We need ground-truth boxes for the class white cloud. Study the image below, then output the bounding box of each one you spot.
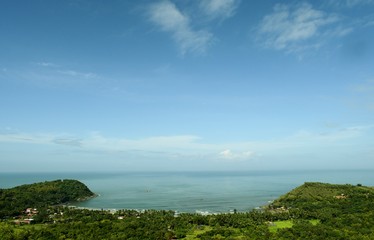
[1,62,101,89]
[148,0,212,54]
[219,149,254,161]
[84,133,204,152]
[200,0,239,20]
[2,124,372,151]
[1,124,373,169]
[289,126,373,142]
[36,62,58,67]
[0,131,54,145]
[57,70,97,79]
[328,0,374,7]
[257,3,344,53]
[53,138,82,147]
[149,1,188,32]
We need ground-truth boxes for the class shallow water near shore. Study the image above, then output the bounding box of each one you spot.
[1,170,373,213]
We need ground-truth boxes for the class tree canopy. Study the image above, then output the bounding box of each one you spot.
[0,179,95,218]
[1,181,373,239]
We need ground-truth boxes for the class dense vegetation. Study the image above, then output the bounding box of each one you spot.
[1,181,373,239]
[0,179,95,218]
[270,182,374,218]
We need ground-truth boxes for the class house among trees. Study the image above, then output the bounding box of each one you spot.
[25,208,38,216]
[14,208,39,225]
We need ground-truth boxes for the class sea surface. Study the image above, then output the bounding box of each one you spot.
[1,170,373,213]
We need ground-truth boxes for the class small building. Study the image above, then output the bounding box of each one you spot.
[25,208,38,215]
[14,219,34,225]
[334,194,347,199]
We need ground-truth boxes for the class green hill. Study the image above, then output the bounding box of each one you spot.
[1,181,374,239]
[0,179,95,218]
[269,182,374,218]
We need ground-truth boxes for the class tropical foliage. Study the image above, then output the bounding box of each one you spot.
[0,179,95,218]
[1,181,374,239]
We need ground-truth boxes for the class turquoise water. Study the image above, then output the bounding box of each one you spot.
[1,170,373,213]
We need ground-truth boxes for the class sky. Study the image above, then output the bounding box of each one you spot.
[0,0,374,172]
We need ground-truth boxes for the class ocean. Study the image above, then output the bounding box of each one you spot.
[1,170,373,214]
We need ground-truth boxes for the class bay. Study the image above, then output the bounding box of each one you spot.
[1,170,373,213]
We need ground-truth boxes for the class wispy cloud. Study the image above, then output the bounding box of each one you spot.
[0,127,19,135]
[83,133,208,153]
[148,0,213,55]
[53,138,82,147]
[364,20,374,27]
[200,0,239,20]
[288,126,373,143]
[346,0,374,6]
[1,62,100,88]
[57,70,97,79]
[35,62,59,67]
[35,61,97,79]
[1,124,372,166]
[147,0,241,54]
[328,0,374,7]
[0,131,54,145]
[256,3,349,53]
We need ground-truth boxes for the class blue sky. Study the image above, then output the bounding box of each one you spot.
[1,0,374,172]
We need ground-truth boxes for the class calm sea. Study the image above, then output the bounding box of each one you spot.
[1,170,373,213]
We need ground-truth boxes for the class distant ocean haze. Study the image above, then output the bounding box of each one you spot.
[1,170,373,213]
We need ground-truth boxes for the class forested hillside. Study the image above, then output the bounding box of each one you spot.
[270,182,374,218]
[0,179,95,218]
[0,181,373,239]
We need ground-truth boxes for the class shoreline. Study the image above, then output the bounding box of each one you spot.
[65,203,266,216]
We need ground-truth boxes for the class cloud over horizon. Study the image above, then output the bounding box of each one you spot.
[1,124,373,170]
[219,149,254,161]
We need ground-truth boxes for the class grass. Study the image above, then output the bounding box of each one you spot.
[269,219,320,233]
[185,226,213,240]
[185,226,250,239]
[268,220,293,233]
